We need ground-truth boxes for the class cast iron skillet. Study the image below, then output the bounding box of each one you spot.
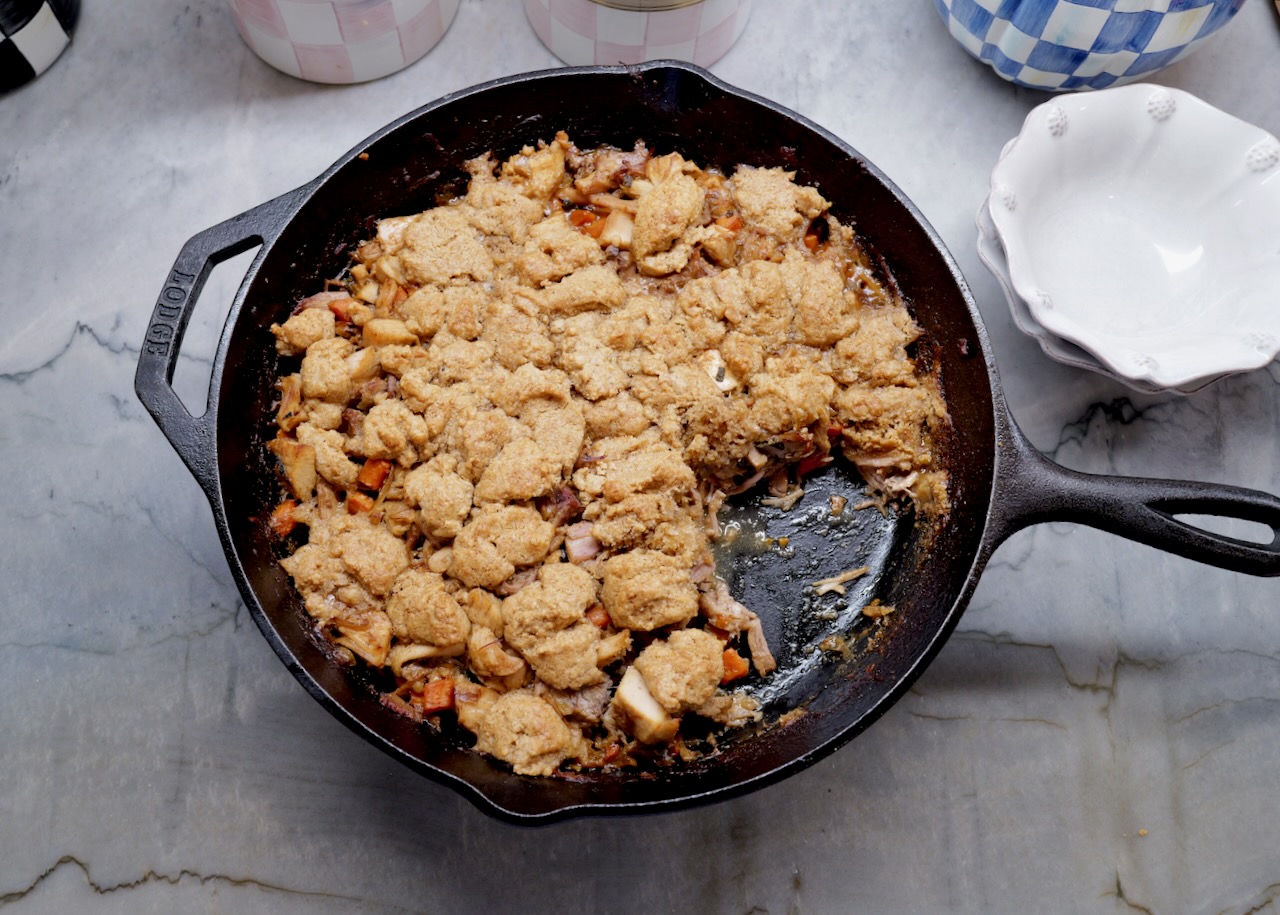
[135,62,1280,823]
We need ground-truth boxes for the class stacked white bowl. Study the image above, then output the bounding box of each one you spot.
[979,84,1280,394]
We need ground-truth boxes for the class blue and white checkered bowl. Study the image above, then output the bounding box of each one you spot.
[1,0,78,92]
[934,0,1246,91]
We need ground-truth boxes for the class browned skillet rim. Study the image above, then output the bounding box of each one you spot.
[135,61,1280,823]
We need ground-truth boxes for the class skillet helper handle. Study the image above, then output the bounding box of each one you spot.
[134,187,308,495]
[994,426,1280,576]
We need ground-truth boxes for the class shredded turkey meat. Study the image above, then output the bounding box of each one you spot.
[267,133,950,777]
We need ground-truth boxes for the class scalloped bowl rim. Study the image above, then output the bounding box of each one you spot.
[987,83,1280,390]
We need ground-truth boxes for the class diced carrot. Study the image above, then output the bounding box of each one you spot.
[722,647,750,684]
[568,209,599,227]
[795,452,832,479]
[357,458,392,491]
[803,232,821,252]
[419,677,455,713]
[714,215,743,232]
[268,500,297,538]
[582,217,607,239]
[586,604,612,629]
[827,424,844,439]
[346,491,376,514]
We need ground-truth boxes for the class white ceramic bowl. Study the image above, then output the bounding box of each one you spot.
[975,195,1222,394]
[987,83,1280,392]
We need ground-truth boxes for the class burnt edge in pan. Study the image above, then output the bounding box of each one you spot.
[207,62,1002,822]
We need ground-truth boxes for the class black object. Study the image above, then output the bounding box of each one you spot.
[0,0,77,92]
[134,62,1280,823]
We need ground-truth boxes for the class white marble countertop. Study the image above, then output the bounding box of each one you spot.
[4,0,1280,911]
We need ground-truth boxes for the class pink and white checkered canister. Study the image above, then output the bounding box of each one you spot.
[525,0,751,67]
[226,0,459,84]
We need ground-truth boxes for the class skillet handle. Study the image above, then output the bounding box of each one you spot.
[133,186,309,496]
[990,421,1280,576]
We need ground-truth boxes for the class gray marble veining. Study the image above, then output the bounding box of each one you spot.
[3,1,1280,911]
